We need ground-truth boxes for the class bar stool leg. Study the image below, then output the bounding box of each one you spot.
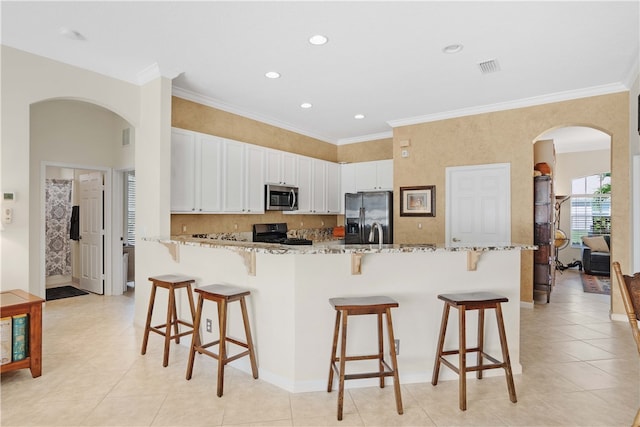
[377,312,385,388]
[477,307,485,379]
[141,284,157,355]
[385,307,403,415]
[186,293,204,380]
[216,299,228,397]
[431,303,450,385]
[327,310,341,392]
[337,310,348,421]
[240,296,259,379]
[162,287,176,367]
[495,303,517,403]
[186,283,197,321]
[458,304,467,411]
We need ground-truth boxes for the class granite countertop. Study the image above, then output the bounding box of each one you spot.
[146,236,535,255]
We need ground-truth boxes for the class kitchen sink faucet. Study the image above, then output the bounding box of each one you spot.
[369,222,383,248]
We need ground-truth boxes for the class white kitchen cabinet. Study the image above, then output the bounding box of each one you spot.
[312,159,326,213]
[222,139,245,212]
[222,139,264,213]
[265,149,297,186]
[326,161,341,213]
[296,156,313,213]
[244,144,265,213]
[198,135,223,212]
[355,159,393,191]
[292,157,340,214]
[340,163,356,214]
[170,128,222,213]
[171,129,196,212]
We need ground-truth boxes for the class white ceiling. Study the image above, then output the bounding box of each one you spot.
[1,1,638,147]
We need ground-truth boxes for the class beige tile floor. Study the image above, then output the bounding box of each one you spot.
[2,270,639,426]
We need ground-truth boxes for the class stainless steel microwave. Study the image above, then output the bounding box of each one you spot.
[265,184,298,211]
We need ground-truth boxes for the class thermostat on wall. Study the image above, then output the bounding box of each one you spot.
[3,192,15,201]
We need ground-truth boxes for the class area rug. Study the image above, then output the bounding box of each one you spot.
[46,285,89,301]
[581,274,611,295]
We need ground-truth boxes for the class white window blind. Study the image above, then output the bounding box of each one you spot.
[570,174,610,245]
[126,171,136,246]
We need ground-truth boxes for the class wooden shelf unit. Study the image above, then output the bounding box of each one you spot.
[0,289,45,377]
[533,175,555,303]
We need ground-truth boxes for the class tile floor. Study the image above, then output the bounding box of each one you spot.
[1,270,639,426]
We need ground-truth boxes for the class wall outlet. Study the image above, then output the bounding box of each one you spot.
[394,339,400,355]
[206,318,212,333]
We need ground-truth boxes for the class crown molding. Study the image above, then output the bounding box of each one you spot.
[387,83,629,129]
[137,62,183,85]
[172,86,335,144]
[336,131,393,146]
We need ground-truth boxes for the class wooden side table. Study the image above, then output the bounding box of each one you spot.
[0,289,45,377]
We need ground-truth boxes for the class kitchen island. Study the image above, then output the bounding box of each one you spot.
[138,237,534,393]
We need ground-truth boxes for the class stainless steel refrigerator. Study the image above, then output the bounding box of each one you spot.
[344,191,393,244]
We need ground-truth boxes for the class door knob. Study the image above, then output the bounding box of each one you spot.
[452,237,460,242]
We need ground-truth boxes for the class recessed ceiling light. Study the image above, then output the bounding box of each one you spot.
[300,103,313,109]
[354,114,365,120]
[59,27,86,41]
[265,71,281,79]
[309,34,328,45]
[442,44,463,54]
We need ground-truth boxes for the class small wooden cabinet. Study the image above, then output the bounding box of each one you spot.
[0,290,45,377]
[533,175,555,302]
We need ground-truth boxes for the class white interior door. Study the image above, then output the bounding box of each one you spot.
[79,172,104,294]
[446,163,511,246]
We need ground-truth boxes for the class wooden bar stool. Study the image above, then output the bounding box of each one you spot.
[327,296,403,421]
[141,274,197,367]
[431,291,517,411]
[186,284,258,397]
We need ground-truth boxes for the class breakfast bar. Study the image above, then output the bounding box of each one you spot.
[140,237,533,393]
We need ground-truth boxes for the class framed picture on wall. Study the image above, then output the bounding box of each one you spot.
[400,186,435,217]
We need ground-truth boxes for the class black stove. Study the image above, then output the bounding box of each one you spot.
[252,223,313,245]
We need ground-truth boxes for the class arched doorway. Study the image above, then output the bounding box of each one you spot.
[533,126,612,302]
[31,99,135,299]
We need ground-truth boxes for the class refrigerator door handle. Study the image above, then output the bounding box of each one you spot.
[359,207,365,243]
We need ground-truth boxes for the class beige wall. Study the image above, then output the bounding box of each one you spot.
[393,92,631,305]
[172,97,337,161]
[337,138,393,163]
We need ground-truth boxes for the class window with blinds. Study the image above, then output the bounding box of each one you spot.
[570,173,610,245]
[125,171,136,246]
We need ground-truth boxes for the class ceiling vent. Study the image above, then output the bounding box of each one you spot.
[478,59,500,74]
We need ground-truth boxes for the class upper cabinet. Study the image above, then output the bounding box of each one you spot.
[170,128,222,213]
[171,127,343,215]
[265,149,297,186]
[221,139,265,214]
[294,157,341,214]
[171,128,263,214]
[355,159,393,191]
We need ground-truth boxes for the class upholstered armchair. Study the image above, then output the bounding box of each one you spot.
[582,235,610,276]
